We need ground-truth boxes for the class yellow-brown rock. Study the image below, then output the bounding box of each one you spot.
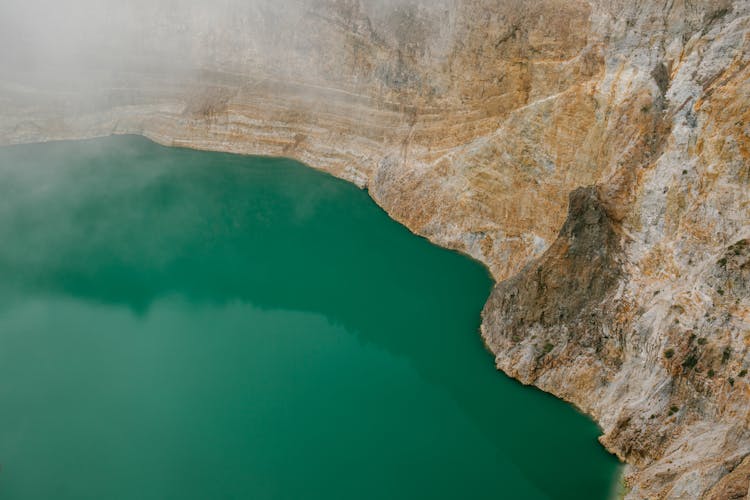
[1,0,749,497]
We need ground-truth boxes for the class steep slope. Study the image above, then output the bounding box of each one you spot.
[1,0,749,497]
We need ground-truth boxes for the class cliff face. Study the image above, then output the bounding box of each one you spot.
[1,0,749,497]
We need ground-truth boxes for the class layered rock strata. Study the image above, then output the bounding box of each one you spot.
[1,0,749,497]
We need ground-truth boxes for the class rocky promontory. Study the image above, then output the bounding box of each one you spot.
[1,1,748,497]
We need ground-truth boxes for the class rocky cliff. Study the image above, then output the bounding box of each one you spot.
[1,0,749,497]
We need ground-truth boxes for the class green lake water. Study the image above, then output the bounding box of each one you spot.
[0,136,620,499]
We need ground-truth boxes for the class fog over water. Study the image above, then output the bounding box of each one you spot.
[0,3,627,498]
[0,136,621,500]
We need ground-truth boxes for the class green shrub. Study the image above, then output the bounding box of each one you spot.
[664,348,675,359]
[682,354,699,369]
[708,369,715,378]
[697,338,708,346]
[543,342,554,354]
[739,369,747,377]
[722,347,732,363]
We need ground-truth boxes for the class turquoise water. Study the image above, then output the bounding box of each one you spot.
[0,136,619,499]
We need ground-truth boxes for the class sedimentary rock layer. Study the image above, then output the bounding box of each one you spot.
[1,1,749,497]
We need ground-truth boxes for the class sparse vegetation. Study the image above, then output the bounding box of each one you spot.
[708,8,730,23]
[543,342,554,354]
[682,354,699,369]
[722,347,732,363]
[697,337,708,346]
[729,378,735,387]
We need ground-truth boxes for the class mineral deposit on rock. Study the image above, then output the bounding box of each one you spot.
[1,1,748,497]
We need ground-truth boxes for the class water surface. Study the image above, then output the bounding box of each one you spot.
[0,136,619,499]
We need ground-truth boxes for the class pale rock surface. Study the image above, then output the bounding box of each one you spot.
[1,1,749,497]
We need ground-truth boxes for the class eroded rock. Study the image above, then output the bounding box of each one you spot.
[2,1,750,497]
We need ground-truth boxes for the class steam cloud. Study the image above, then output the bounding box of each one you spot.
[0,0,453,86]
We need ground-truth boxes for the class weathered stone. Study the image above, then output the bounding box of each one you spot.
[1,1,749,497]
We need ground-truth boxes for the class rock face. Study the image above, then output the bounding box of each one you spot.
[482,186,627,406]
[1,0,749,497]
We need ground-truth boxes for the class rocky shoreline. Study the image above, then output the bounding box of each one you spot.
[2,1,749,497]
